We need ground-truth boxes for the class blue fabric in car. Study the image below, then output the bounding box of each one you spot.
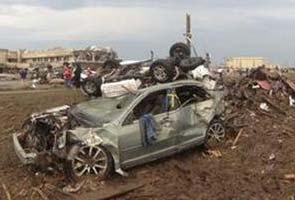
[139,114,157,146]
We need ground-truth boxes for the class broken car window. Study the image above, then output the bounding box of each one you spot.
[123,90,167,125]
[134,90,167,119]
[116,93,139,109]
[175,85,210,107]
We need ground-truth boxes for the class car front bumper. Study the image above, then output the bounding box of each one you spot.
[12,133,37,165]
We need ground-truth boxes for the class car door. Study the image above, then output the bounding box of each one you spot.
[118,89,178,168]
[175,85,214,149]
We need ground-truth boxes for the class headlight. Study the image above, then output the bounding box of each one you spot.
[81,128,102,146]
[85,133,103,146]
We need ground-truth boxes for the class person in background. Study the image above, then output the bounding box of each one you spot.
[73,63,82,88]
[19,68,28,86]
[46,64,53,82]
[63,62,73,87]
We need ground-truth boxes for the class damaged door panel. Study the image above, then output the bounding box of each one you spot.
[174,85,215,149]
[119,89,178,168]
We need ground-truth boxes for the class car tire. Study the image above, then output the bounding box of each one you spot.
[103,60,119,69]
[72,145,113,180]
[169,42,191,59]
[179,57,206,72]
[150,59,175,83]
[205,119,225,147]
[81,77,102,97]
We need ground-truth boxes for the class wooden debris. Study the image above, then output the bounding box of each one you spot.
[282,126,295,137]
[257,109,275,118]
[232,128,243,147]
[262,96,286,116]
[207,150,222,158]
[284,174,295,181]
[1,183,12,200]
[32,187,49,200]
[62,180,85,193]
[284,79,295,92]
[44,183,77,199]
[99,183,145,200]
[12,188,28,199]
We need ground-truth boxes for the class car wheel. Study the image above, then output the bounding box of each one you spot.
[72,145,113,180]
[150,59,175,83]
[103,60,119,70]
[81,77,102,97]
[169,42,191,59]
[205,119,225,147]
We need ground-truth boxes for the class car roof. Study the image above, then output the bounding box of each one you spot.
[139,80,205,94]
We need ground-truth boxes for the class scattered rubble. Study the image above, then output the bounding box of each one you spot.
[224,67,295,133]
[1,80,295,199]
[2,40,295,199]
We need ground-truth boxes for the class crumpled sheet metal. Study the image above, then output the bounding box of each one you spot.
[257,80,271,91]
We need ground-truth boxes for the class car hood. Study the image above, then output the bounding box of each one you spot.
[70,98,124,127]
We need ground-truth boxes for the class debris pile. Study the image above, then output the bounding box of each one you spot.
[220,67,295,199]
[224,66,295,136]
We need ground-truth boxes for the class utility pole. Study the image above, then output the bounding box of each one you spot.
[185,13,192,49]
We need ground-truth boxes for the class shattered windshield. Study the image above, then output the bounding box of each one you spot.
[70,93,139,127]
[116,93,139,109]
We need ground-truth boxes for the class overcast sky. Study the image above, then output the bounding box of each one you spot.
[0,0,294,65]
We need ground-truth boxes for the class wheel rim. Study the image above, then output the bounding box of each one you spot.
[153,65,168,81]
[84,81,97,94]
[207,123,225,142]
[73,146,108,177]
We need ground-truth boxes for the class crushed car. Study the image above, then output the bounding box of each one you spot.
[81,51,154,97]
[81,42,215,98]
[13,80,225,180]
[149,42,206,83]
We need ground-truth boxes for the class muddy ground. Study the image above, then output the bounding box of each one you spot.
[0,88,294,200]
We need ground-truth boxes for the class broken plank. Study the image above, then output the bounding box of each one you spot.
[99,183,145,200]
[1,183,12,200]
[77,180,145,200]
[284,174,295,181]
[262,96,286,116]
[232,128,243,147]
[31,187,49,200]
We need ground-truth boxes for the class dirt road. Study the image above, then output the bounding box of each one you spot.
[0,89,294,200]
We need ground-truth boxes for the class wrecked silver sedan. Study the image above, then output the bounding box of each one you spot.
[13,80,224,180]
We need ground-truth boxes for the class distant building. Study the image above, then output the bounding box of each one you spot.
[0,46,117,68]
[226,57,276,70]
[0,49,18,64]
